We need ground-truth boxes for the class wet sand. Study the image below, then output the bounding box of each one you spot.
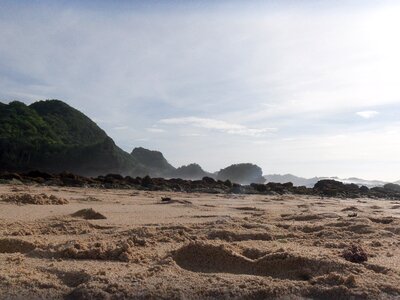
[1,184,400,299]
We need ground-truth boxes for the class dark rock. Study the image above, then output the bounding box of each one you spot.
[59,172,88,187]
[71,208,107,220]
[25,170,53,180]
[202,176,215,184]
[313,180,360,198]
[342,244,368,263]
[224,180,232,188]
[141,175,153,187]
[282,182,294,189]
[383,183,400,193]
[266,182,291,194]
[250,183,267,193]
[360,185,369,194]
[124,176,140,185]
[105,174,124,181]
[293,186,310,195]
[0,172,23,181]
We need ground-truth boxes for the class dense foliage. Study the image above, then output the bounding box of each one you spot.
[29,100,107,145]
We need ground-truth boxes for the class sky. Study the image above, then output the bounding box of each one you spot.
[1,0,400,181]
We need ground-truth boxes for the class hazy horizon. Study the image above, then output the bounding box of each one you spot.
[1,0,400,181]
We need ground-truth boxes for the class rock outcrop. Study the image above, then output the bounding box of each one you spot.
[172,163,212,180]
[217,163,265,184]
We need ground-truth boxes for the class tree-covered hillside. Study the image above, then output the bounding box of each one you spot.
[29,100,108,145]
[0,100,139,175]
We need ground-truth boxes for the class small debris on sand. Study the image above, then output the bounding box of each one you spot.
[77,196,101,202]
[160,197,192,205]
[342,206,361,212]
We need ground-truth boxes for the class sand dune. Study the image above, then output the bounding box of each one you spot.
[1,184,400,299]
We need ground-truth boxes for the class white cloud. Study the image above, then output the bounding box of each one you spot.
[159,117,277,137]
[180,133,206,137]
[146,127,165,133]
[113,126,129,130]
[356,110,379,119]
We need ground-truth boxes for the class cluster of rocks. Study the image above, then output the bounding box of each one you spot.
[253,179,400,199]
[0,171,234,193]
[313,179,400,199]
[1,171,400,199]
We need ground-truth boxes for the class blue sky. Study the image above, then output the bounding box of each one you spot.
[1,0,400,181]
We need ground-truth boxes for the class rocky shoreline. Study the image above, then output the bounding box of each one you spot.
[1,171,400,200]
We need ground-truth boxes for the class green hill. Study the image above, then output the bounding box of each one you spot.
[29,100,108,145]
[0,100,140,176]
[131,147,175,177]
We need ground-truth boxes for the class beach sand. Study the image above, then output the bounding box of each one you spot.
[1,184,400,299]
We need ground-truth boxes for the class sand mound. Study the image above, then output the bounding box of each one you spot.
[71,208,107,220]
[45,269,91,288]
[66,285,113,300]
[0,219,111,236]
[208,230,273,241]
[173,243,356,281]
[0,238,36,253]
[0,193,68,205]
[40,239,138,262]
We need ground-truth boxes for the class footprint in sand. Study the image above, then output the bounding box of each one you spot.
[173,243,357,281]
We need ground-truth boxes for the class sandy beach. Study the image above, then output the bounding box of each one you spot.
[0,184,399,299]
